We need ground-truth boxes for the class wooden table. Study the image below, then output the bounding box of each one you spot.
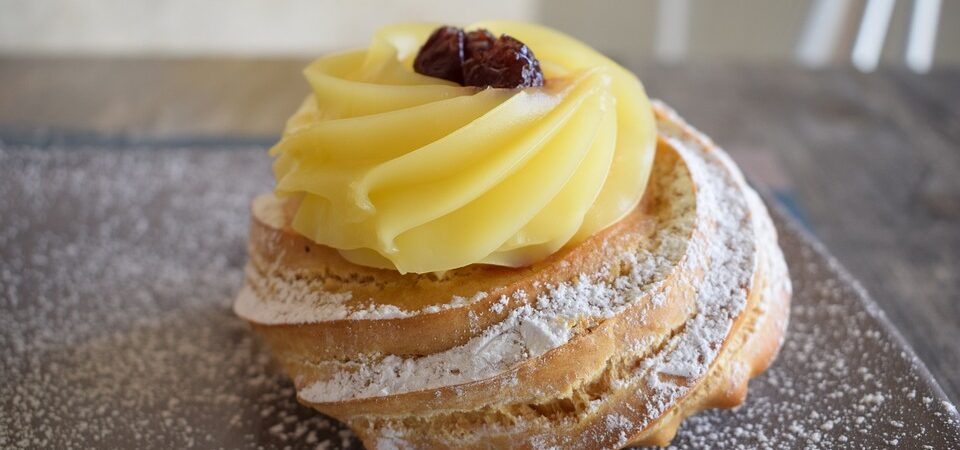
[1,57,958,404]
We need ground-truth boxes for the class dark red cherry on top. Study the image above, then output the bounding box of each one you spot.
[412,26,465,84]
[413,25,544,89]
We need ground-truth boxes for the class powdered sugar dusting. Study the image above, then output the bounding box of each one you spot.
[617,106,762,426]
[2,133,957,449]
[237,267,492,322]
[667,217,960,449]
[0,143,358,449]
[300,103,756,409]
[298,159,696,402]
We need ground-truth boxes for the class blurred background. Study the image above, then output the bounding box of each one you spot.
[1,0,957,71]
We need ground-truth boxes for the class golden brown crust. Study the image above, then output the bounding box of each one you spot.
[234,102,791,449]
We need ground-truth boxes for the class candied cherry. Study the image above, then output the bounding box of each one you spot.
[413,26,465,84]
[413,26,544,89]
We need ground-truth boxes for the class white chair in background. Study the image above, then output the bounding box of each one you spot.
[903,0,942,73]
[654,0,943,73]
[796,0,858,69]
[806,0,942,73]
[654,0,690,63]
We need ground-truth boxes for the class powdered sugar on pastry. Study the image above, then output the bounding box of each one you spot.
[298,217,694,401]
[235,269,489,322]
[294,102,769,405]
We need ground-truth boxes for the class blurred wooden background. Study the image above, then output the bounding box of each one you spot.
[1,0,958,71]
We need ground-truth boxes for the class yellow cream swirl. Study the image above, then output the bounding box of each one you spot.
[270,21,656,274]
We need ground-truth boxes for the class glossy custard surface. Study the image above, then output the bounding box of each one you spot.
[271,22,656,273]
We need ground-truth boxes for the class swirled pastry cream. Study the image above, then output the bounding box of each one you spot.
[271,21,656,273]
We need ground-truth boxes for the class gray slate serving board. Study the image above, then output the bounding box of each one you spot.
[1,139,958,449]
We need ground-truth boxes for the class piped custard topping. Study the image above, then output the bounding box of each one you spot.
[270,22,657,274]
